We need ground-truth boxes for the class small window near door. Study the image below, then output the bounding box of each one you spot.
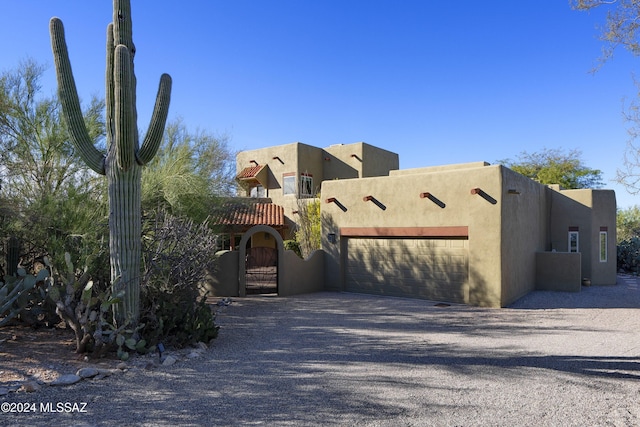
[599,231,607,262]
[568,231,579,253]
[250,185,265,198]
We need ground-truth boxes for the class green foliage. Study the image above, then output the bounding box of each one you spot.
[0,59,105,203]
[498,148,604,189]
[284,239,302,257]
[138,209,220,348]
[140,288,218,348]
[293,198,322,259]
[45,253,154,358]
[617,237,640,273]
[617,205,640,242]
[46,252,109,353]
[0,59,109,285]
[0,267,49,327]
[142,118,237,223]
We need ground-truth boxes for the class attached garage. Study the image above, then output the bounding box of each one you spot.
[343,232,469,304]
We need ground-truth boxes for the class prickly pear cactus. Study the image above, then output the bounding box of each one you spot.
[49,0,171,327]
[0,268,49,327]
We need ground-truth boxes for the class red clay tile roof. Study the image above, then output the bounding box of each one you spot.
[236,165,265,180]
[213,202,285,228]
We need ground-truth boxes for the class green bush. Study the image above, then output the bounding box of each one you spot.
[138,209,220,348]
[617,237,640,273]
[284,239,302,258]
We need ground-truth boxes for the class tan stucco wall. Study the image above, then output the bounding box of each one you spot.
[202,250,240,297]
[590,190,617,285]
[237,142,399,240]
[321,163,505,307]
[235,143,618,306]
[202,246,325,298]
[390,162,490,176]
[499,167,549,306]
[547,188,617,285]
[252,232,276,249]
[279,249,325,296]
[556,189,617,285]
[324,142,399,178]
[535,252,582,292]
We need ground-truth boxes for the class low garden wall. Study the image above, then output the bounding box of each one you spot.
[202,249,325,298]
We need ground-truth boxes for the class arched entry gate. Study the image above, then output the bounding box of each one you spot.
[238,225,285,296]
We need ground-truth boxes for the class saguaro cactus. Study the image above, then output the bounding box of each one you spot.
[49,0,171,327]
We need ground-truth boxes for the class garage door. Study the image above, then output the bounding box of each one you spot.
[345,237,469,303]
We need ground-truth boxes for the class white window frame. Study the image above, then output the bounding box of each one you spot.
[568,231,579,253]
[300,174,313,198]
[599,231,608,262]
[250,185,265,198]
[283,174,296,195]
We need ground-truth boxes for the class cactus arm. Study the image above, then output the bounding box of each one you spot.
[114,44,134,171]
[136,74,172,165]
[49,17,106,175]
[106,23,114,145]
[113,0,139,146]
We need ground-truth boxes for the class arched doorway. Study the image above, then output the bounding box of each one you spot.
[238,225,285,296]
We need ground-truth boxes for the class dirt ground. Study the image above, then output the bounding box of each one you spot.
[0,323,118,385]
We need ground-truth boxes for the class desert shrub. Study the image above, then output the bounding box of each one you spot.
[284,239,302,257]
[617,237,640,273]
[139,209,220,348]
[0,267,53,327]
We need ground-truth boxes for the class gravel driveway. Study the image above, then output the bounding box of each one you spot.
[3,276,640,426]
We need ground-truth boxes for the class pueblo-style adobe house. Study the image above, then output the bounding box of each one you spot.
[210,141,617,308]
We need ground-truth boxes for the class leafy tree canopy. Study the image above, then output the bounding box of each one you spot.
[617,205,640,242]
[498,147,604,189]
[142,117,237,222]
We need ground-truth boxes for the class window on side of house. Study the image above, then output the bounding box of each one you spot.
[568,231,579,253]
[283,174,296,195]
[300,174,313,197]
[599,231,607,262]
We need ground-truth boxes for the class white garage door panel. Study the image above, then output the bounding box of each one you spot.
[346,237,469,303]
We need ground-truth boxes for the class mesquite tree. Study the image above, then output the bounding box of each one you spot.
[49,0,171,327]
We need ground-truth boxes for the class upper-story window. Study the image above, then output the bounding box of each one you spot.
[300,173,313,197]
[283,172,313,197]
[283,173,296,195]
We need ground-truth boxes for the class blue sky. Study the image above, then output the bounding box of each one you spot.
[2,1,639,207]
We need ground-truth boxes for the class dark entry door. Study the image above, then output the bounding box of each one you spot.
[245,246,278,294]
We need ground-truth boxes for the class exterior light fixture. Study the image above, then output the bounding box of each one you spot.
[249,160,258,166]
[328,233,337,244]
